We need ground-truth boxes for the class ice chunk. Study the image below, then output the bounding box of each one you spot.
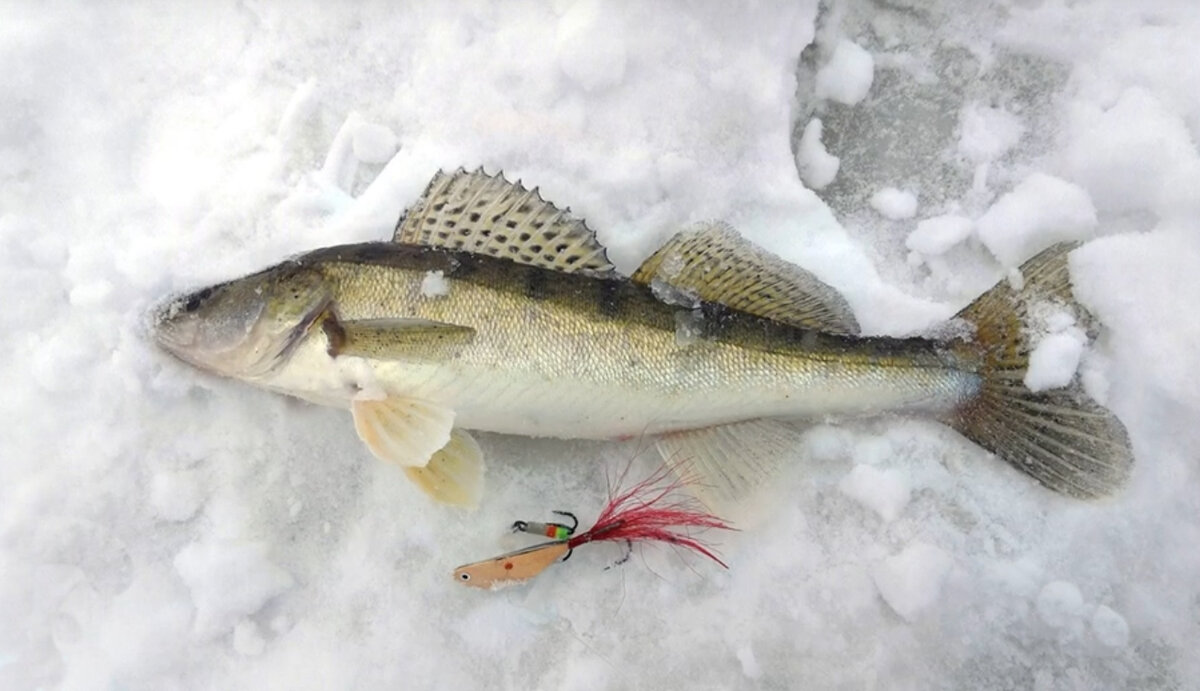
[174,539,294,638]
[838,464,911,522]
[420,270,450,298]
[815,39,875,106]
[1063,86,1200,214]
[1036,580,1084,629]
[352,123,399,164]
[870,187,918,220]
[1024,330,1085,392]
[906,215,973,256]
[735,644,762,679]
[976,173,1097,266]
[796,118,840,190]
[873,542,953,622]
[1090,605,1130,648]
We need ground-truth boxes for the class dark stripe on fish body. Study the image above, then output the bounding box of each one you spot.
[595,278,622,318]
[524,266,548,300]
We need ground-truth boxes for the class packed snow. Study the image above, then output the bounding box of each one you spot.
[4,1,1200,689]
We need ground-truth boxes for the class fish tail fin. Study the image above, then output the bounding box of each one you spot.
[948,243,1133,498]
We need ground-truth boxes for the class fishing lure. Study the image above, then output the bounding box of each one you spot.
[453,465,734,589]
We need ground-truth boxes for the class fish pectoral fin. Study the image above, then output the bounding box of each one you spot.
[404,428,485,508]
[328,316,475,360]
[655,419,804,521]
[633,222,860,335]
[351,395,455,468]
[393,168,616,277]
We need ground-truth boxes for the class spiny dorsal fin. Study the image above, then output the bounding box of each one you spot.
[632,223,860,335]
[394,168,617,276]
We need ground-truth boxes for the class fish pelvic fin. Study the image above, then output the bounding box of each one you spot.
[950,242,1133,499]
[404,428,485,508]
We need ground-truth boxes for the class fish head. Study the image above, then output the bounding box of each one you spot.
[153,262,330,379]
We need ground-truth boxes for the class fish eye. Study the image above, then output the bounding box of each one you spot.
[459,572,470,581]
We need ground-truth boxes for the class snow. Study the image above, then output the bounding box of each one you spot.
[815,38,875,105]
[1024,330,1085,392]
[872,542,954,622]
[1036,580,1085,630]
[976,172,1097,266]
[906,214,973,256]
[4,1,1200,689]
[420,270,451,298]
[838,464,910,522]
[869,187,918,220]
[1091,605,1130,648]
[796,117,840,189]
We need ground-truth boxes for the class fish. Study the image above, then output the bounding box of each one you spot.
[152,168,1133,508]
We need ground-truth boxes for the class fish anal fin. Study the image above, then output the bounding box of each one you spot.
[404,428,485,508]
[351,396,454,468]
[655,419,804,522]
[328,315,475,360]
[633,223,860,335]
[951,242,1133,498]
[393,168,616,277]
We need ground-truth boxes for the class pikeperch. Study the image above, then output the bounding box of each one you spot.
[153,169,1133,507]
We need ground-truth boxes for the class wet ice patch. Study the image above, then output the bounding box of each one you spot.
[976,173,1097,266]
[815,39,874,106]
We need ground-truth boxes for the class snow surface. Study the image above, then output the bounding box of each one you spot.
[4,1,1200,689]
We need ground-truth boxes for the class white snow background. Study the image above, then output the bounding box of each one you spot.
[4,1,1200,688]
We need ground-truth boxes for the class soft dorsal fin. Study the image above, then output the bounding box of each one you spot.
[632,223,860,335]
[394,168,617,276]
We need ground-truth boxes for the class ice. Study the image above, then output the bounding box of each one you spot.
[976,173,1097,266]
[5,1,1200,689]
[872,542,954,622]
[838,464,911,522]
[869,187,918,220]
[815,39,874,106]
[796,118,840,190]
[906,215,973,256]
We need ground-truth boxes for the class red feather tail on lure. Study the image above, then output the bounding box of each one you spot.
[453,463,734,589]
